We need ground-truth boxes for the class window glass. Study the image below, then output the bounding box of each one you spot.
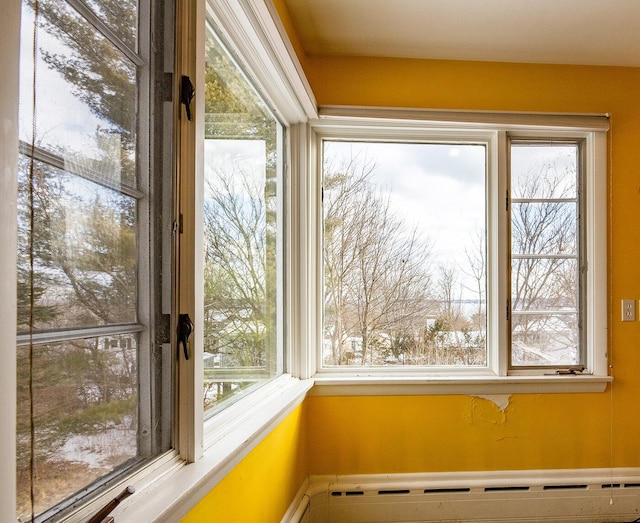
[19,0,137,189]
[202,24,282,413]
[510,144,581,367]
[16,335,138,519]
[17,158,137,333]
[84,0,138,50]
[322,141,487,367]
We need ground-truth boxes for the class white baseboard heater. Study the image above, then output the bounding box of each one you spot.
[286,469,640,523]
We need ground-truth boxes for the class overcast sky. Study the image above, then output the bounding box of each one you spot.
[324,141,486,294]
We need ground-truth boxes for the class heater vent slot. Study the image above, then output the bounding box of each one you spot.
[542,484,588,490]
[378,489,410,496]
[484,486,530,492]
[424,487,471,494]
[297,470,640,523]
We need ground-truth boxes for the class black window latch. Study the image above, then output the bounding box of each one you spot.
[178,313,193,360]
[180,75,195,121]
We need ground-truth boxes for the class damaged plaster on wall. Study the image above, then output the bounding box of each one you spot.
[464,395,512,427]
[474,395,511,412]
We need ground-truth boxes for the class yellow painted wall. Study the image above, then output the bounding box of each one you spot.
[300,56,640,474]
[181,404,308,522]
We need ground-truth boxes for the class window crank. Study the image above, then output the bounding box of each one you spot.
[86,485,135,523]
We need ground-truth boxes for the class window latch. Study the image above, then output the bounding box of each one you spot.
[87,485,135,523]
[178,313,193,360]
[555,367,586,375]
[180,75,195,121]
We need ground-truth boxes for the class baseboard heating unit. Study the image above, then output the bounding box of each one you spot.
[284,469,640,523]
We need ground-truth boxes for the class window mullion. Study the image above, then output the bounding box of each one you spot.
[175,0,204,464]
[493,130,510,376]
[65,0,145,67]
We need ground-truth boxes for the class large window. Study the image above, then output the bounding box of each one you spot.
[315,113,607,378]
[17,0,168,519]
[323,141,487,367]
[201,21,284,415]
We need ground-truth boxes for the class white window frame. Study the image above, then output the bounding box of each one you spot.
[175,0,317,463]
[308,107,610,396]
[111,0,315,520]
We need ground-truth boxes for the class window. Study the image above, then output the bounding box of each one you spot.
[16,0,169,519]
[322,140,487,367]
[510,142,583,369]
[314,109,608,382]
[200,20,284,415]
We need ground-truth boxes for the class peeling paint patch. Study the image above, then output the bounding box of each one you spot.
[473,394,510,412]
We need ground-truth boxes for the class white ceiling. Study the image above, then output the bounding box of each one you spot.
[284,0,640,67]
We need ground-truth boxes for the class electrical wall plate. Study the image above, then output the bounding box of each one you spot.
[622,299,635,322]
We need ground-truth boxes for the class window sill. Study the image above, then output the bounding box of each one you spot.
[309,374,612,396]
[112,375,313,523]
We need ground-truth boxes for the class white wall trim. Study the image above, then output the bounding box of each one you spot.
[207,0,317,125]
[310,374,611,396]
[290,469,640,522]
[318,105,611,131]
[281,476,310,523]
[289,123,320,379]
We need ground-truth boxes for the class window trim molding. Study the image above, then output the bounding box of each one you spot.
[310,106,610,394]
[310,375,611,396]
[318,105,611,132]
[206,0,317,124]
[0,0,19,519]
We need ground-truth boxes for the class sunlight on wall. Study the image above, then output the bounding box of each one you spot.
[181,404,307,522]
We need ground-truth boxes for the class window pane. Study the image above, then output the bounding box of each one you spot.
[511,202,577,256]
[16,335,138,520]
[202,25,281,413]
[17,158,138,333]
[17,0,154,518]
[511,145,577,199]
[19,0,137,188]
[510,143,581,367]
[512,313,579,366]
[84,0,138,50]
[323,142,487,367]
[511,258,579,311]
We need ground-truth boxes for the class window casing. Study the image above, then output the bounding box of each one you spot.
[312,110,608,383]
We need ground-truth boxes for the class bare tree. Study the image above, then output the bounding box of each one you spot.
[203,168,274,369]
[463,227,486,330]
[323,151,433,365]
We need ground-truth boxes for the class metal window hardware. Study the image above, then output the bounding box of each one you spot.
[86,486,135,523]
[180,75,195,121]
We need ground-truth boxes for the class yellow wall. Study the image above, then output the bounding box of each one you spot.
[301,56,640,474]
[181,404,308,522]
